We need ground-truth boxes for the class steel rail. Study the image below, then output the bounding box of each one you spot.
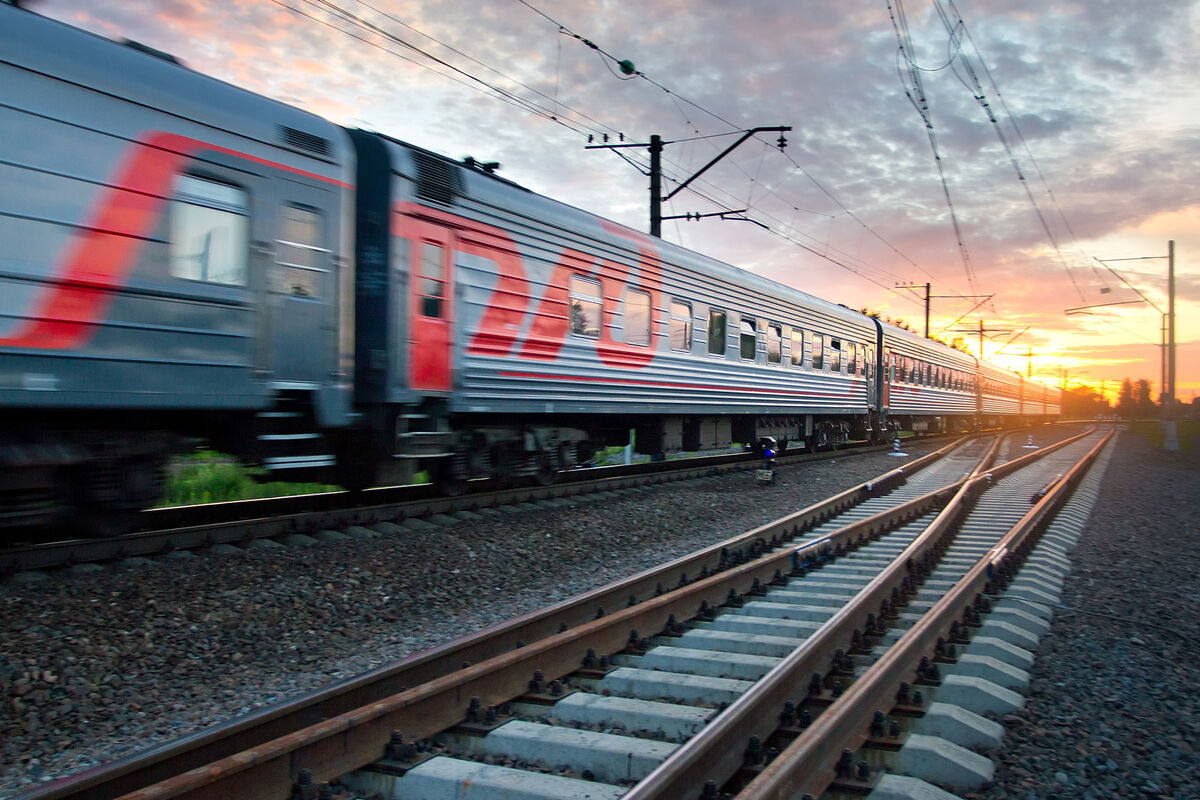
[111,469,976,800]
[736,428,1113,799]
[12,438,971,800]
[615,426,1096,800]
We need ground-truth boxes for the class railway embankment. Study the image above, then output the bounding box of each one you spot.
[978,429,1199,800]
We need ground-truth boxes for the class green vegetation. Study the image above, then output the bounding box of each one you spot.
[1123,420,1200,454]
[161,450,340,507]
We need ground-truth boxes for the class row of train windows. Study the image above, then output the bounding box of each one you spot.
[568,277,872,374]
[980,379,1020,399]
[891,355,975,393]
[168,174,329,297]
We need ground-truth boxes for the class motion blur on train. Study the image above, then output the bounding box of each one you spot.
[0,5,1060,536]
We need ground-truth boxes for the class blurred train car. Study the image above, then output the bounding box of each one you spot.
[0,5,1059,534]
[0,5,358,531]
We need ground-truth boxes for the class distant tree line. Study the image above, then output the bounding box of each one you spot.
[1066,378,1199,420]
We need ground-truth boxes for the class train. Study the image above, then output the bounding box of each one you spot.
[0,4,1060,534]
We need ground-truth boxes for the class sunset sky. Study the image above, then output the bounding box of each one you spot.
[34,0,1200,404]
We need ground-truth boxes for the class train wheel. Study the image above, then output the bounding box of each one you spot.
[532,451,556,486]
[431,459,466,496]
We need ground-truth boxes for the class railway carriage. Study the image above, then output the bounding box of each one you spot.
[878,323,979,435]
[979,360,1023,425]
[349,131,882,487]
[0,5,356,528]
[0,4,1059,534]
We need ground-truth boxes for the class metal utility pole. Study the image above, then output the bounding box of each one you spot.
[895,283,931,337]
[949,319,1012,360]
[587,126,791,237]
[1092,241,1178,421]
[927,293,994,341]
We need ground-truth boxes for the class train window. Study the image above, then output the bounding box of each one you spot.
[416,242,445,317]
[669,300,692,351]
[739,317,757,360]
[790,328,805,367]
[624,289,652,346]
[847,342,857,375]
[811,333,824,370]
[767,323,782,364]
[829,338,842,372]
[170,175,248,286]
[708,309,727,356]
[275,204,328,298]
[569,276,602,337]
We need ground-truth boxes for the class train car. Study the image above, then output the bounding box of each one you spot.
[0,5,357,529]
[979,359,1022,426]
[1020,379,1062,422]
[877,322,979,435]
[1044,383,1063,418]
[347,132,881,487]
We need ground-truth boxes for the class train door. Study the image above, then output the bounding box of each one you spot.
[881,348,892,410]
[406,219,454,392]
[864,344,877,406]
[270,186,335,382]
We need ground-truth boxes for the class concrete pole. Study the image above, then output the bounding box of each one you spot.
[1168,240,1176,416]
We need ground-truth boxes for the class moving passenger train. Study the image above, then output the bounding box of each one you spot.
[0,5,1060,533]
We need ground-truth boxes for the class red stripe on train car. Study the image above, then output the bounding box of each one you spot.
[498,370,862,399]
[0,131,348,351]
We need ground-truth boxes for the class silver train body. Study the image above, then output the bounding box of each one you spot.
[0,6,1060,531]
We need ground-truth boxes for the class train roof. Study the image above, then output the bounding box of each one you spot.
[4,4,348,166]
[371,133,876,335]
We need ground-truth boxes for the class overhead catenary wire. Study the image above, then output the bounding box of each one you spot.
[886,0,983,301]
[273,0,609,138]
[517,0,954,306]
[930,0,1087,304]
[945,1,1106,297]
[280,0,975,315]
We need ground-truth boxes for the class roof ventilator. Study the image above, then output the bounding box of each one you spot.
[278,125,333,159]
[411,150,464,205]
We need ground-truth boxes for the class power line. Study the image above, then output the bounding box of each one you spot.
[349,0,624,137]
[886,0,982,300]
[930,0,1087,304]
[516,0,951,302]
[273,0,603,137]
[946,1,1101,295]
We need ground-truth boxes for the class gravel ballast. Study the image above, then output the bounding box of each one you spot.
[1,427,1193,798]
[978,430,1200,800]
[0,440,942,795]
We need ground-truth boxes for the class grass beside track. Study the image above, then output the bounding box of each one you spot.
[158,432,939,508]
[1123,419,1199,453]
[161,451,339,506]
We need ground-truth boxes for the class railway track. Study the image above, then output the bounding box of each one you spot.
[1,435,944,575]
[8,426,1112,800]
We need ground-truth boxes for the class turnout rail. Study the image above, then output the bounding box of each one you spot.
[12,428,1109,800]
